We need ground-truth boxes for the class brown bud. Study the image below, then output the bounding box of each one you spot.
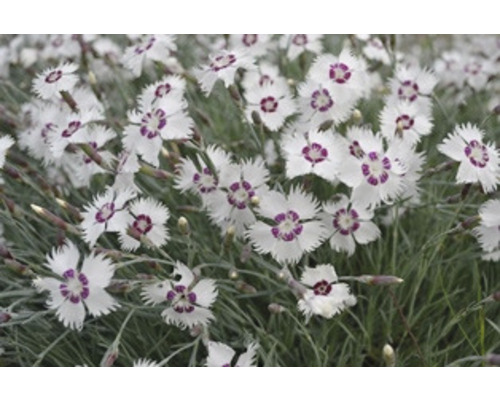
[0,311,12,324]
[268,303,286,314]
[356,275,404,286]
[235,280,257,294]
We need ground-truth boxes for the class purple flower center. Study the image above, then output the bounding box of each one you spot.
[134,36,156,55]
[292,34,308,46]
[333,208,360,236]
[271,210,303,242]
[361,151,391,186]
[40,123,55,143]
[313,280,332,296]
[464,140,489,168]
[369,38,384,49]
[154,83,172,98]
[140,108,166,139]
[329,63,352,84]
[242,34,258,47]
[302,142,328,165]
[166,285,197,314]
[349,140,365,159]
[61,121,81,138]
[260,96,278,113]
[193,167,218,194]
[465,62,482,76]
[259,74,273,86]
[83,141,98,164]
[133,214,153,234]
[397,80,419,102]
[311,89,334,112]
[59,269,90,304]
[395,114,415,130]
[45,70,63,84]
[95,202,115,223]
[210,54,236,72]
[227,180,255,209]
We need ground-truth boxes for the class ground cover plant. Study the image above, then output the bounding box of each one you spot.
[0,34,499,367]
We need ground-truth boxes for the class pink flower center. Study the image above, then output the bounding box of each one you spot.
[140,108,166,139]
[398,80,419,102]
[242,34,258,47]
[45,70,62,84]
[133,214,153,234]
[271,210,303,242]
[313,280,332,296]
[302,142,328,165]
[329,63,352,84]
[167,285,197,314]
[59,269,89,304]
[259,74,273,86]
[311,89,334,112]
[83,141,98,164]
[95,202,115,223]
[292,34,308,46]
[227,180,255,209]
[40,123,55,143]
[361,151,391,186]
[465,62,482,76]
[260,96,278,113]
[333,208,360,236]
[464,140,489,168]
[154,83,172,98]
[210,54,236,72]
[349,140,365,159]
[193,167,218,194]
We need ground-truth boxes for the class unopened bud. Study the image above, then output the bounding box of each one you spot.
[229,85,241,103]
[139,164,173,180]
[60,90,79,113]
[228,268,239,280]
[88,70,97,86]
[161,146,170,158]
[223,226,236,252]
[178,216,190,236]
[268,303,286,314]
[5,258,32,276]
[383,344,396,367]
[100,341,119,367]
[236,280,257,294]
[239,244,252,263]
[287,78,296,87]
[356,275,404,286]
[190,324,203,338]
[493,292,500,302]
[251,110,262,126]
[250,195,260,207]
[318,119,333,132]
[107,280,133,294]
[31,204,80,235]
[352,109,362,124]
[396,120,405,136]
[56,197,82,221]
[0,311,12,324]
[493,104,500,115]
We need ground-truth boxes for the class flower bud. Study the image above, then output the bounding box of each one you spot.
[352,109,363,124]
[178,216,190,236]
[251,110,262,126]
[30,204,80,235]
[383,344,396,367]
[268,303,286,314]
[356,275,404,286]
[100,341,119,367]
[250,195,260,207]
[239,244,252,263]
[236,280,257,294]
[223,226,236,251]
[0,311,11,324]
[486,354,500,366]
[228,268,239,280]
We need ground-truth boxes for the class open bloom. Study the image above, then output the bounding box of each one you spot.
[141,261,218,329]
[246,188,327,264]
[80,187,136,247]
[119,197,170,251]
[206,341,258,367]
[321,194,380,256]
[32,62,78,99]
[473,199,500,261]
[0,135,14,169]
[437,124,499,193]
[33,241,119,331]
[280,34,323,61]
[297,264,356,321]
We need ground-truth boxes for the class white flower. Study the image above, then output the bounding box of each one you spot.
[205,158,269,237]
[281,129,340,182]
[280,34,323,61]
[380,101,433,146]
[321,194,380,256]
[206,341,258,367]
[245,81,296,131]
[123,96,193,167]
[297,264,356,321]
[80,187,136,247]
[229,34,271,58]
[0,135,14,169]
[308,49,369,101]
[242,62,286,92]
[141,261,218,329]
[462,57,494,91]
[362,37,391,65]
[194,48,255,95]
[133,359,160,367]
[336,129,408,208]
[297,79,356,130]
[437,124,499,193]
[246,188,327,264]
[33,241,119,331]
[138,75,187,108]
[32,62,78,99]
[119,197,170,251]
[122,35,177,77]
[473,199,500,261]
[175,146,232,207]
